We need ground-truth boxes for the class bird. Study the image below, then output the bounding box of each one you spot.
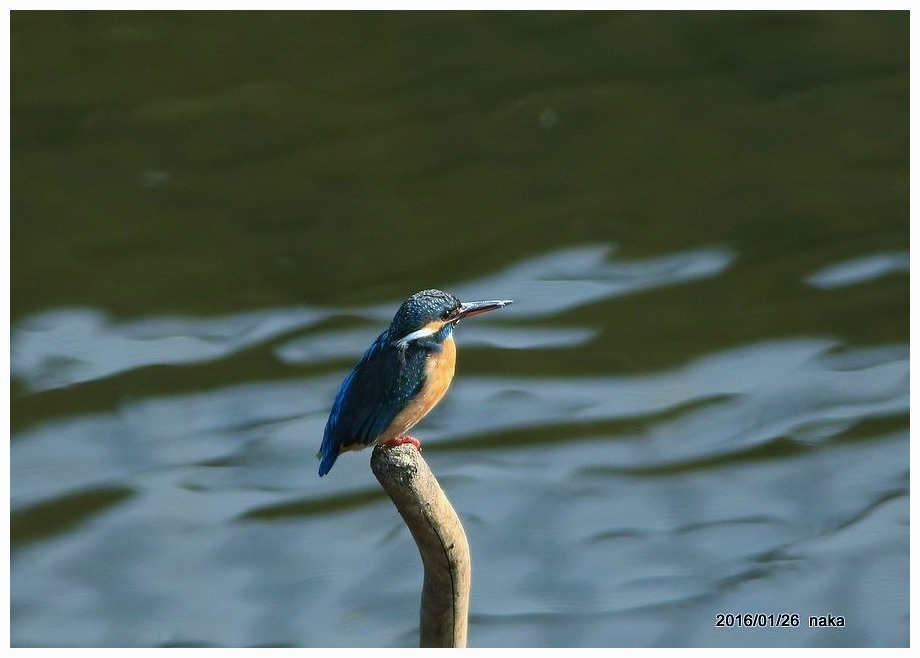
[317,289,512,476]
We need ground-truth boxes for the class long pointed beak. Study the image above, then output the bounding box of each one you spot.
[455,298,513,321]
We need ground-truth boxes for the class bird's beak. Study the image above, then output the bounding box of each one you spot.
[455,299,513,321]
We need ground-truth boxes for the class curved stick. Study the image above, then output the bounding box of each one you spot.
[371,443,471,648]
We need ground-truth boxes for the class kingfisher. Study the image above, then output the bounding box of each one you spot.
[317,289,512,476]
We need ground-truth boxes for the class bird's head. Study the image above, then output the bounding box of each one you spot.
[389,289,512,349]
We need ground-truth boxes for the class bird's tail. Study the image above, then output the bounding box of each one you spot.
[317,433,339,477]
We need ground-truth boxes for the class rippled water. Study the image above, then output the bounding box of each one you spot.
[11,245,908,647]
[11,12,908,648]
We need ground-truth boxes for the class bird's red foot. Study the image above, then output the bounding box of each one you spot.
[380,435,422,451]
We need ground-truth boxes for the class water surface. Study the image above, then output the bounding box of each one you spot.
[11,11,908,648]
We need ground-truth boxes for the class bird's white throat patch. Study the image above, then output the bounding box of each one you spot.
[392,325,437,349]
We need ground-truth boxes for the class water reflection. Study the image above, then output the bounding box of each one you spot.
[10,243,907,647]
[11,244,734,392]
[805,251,910,289]
[11,306,324,392]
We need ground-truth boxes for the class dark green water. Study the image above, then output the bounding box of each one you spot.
[11,11,908,647]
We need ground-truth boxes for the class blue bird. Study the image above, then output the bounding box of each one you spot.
[317,289,512,476]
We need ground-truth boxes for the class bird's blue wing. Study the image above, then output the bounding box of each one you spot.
[317,330,425,476]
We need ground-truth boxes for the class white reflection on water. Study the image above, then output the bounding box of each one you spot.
[442,340,908,466]
[805,251,909,289]
[10,332,908,647]
[10,307,324,392]
[11,244,733,392]
[10,243,908,648]
[11,336,907,506]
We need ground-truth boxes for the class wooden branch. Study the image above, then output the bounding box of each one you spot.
[371,443,471,648]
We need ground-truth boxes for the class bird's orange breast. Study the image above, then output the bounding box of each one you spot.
[377,332,456,444]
